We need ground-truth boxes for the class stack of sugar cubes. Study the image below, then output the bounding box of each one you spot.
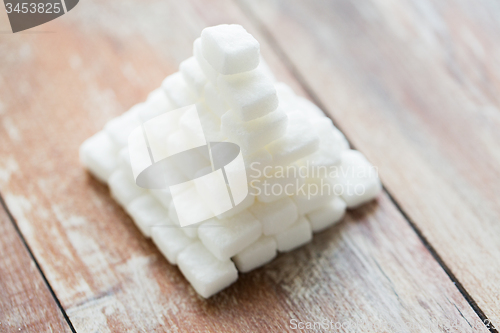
[79,24,381,298]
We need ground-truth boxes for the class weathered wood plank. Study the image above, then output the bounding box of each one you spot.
[0,202,72,333]
[238,0,500,327]
[0,0,491,331]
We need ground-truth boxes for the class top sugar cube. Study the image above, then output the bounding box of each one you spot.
[201,24,260,75]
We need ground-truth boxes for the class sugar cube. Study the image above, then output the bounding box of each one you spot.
[232,236,277,273]
[194,38,218,84]
[79,131,118,182]
[139,89,175,122]
[249,197,298,235]
[142,108,183,163]
[169,185,214,227]
[336,150,382,208]
[177,242,238,298]
[195,169,233,216]
[201,24,260,75]
[180,56,207,97]
[161,72,197,108]
[166,120,202,157]
[275,82,298,112]
[299,117,348,173]
[108,169,146,207]
[221,108,288,154]
[259,57,276,82]
[254,167,305,203]
[168,142,211,180]
[244,149,273,179]
[151,224,194,265]
[117,147,133,178]
[307,196,346,232]
[168,201,200,239]
[296,96,325,118]
[168,201,179,224]
[266,111,320,166]
[179,103,225,142]
[150,189,173,209]
[104,107,142,149]
[182,225,199,239]
[202,82,228,117]
[275,216,312,252]
[291,178,337,215]
[217,68,278,122]
[216,192,255,219]
[126,195,170,237]
[158,159,188,190]
[198,211,261,261]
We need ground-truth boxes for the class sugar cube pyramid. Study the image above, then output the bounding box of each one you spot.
[79,24,382,298]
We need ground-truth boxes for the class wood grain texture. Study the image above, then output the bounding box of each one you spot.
[0,203,72,333]
[0,0,492,331]
[239,0,500,327]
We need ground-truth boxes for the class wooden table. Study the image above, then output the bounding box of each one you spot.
[1,0,499,332]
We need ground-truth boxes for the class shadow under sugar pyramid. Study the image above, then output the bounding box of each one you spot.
[79,24,382,298]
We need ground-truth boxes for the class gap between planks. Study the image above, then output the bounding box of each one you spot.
[0,193,77,333]
[232,0,499,332]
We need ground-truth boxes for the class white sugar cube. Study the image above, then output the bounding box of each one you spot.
[202,82,228,117]
[200,116,226,143]
[150,189,173,209]
[310,117,348,151]
[179,103,225,142]
[195,172,233,216]
[254,168,305,203]
[201,24,260,75]
[249,197,298,235]
[198,211,261,261]
[108,169,146,207]
[180,56,207,97]
[177,242,238,298]
[182,226,199,239]
[299,117,348,173]
[161,72,197,108]
[151,224,194,265]
[216,193,255,219]
[194,38,218,84]
[217,68,278,122]
[336,150,382,208]
[172,148,211,181]
[232,236,277,273]
[244,148,273,180]
[166,130,211,180]
[126,195,169,237]
[167,129,197,156]
[168,201,203,240]
[266,112,319,166]
[296,96,325,118]
[168,186,213,227]
[275,82,298,112]
[292,178,336,215]
[259,57,276,82]
[79,131,118,182]
[156,160,188,191]
[221,108,288,154]
[275,216,312,252]
[139,89,175,122]
[104,107,142,149]
[168,201,179,225]
[307,196,346,232]
[117,147,133,177]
